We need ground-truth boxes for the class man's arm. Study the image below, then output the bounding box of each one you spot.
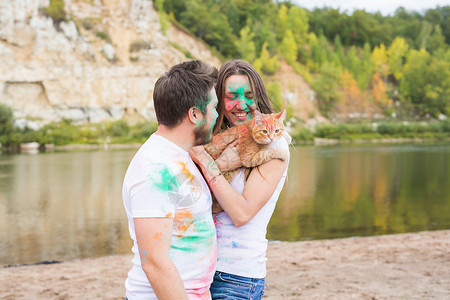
[134,217,188,300]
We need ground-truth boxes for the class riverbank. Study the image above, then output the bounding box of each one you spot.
[1,230,449,299]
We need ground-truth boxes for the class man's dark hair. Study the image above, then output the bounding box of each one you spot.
[153,60,218,127]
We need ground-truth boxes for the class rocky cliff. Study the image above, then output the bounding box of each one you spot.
[0,0,220,124]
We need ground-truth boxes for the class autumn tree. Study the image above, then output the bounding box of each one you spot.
[372,44,389,81]
[387,37,409,81]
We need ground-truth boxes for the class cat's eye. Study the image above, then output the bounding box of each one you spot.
[275,129,280,133]
[262,130,268,134]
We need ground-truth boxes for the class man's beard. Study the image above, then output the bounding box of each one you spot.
[193,119,213,146]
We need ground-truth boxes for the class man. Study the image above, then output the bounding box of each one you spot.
[122,60,219,299]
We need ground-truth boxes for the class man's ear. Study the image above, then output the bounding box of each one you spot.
[187,107,198,125]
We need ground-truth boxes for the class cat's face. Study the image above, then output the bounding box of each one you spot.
[252,110,286,145]
[223,75,257,126]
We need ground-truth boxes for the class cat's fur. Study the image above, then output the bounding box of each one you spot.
[204,109,290,212]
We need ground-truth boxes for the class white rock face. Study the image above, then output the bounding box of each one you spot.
[0,0,220,124]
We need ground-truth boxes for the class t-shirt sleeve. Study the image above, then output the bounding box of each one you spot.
[127,163,178,219]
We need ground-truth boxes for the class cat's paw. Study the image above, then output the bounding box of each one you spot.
[272,147,289,161]
[241,147,289,168]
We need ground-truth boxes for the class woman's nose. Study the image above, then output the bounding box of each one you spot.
[236,98,247,110]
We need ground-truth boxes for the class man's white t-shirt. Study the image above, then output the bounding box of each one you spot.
[123,134,217,300]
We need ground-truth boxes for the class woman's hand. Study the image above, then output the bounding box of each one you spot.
[215,140,242,172]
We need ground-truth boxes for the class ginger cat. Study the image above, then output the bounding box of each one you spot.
[204,109,290,213]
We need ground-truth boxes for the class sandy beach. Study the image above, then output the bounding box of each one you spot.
[1,230,449,299]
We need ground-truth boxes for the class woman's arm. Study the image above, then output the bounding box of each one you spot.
[190,146,288,227]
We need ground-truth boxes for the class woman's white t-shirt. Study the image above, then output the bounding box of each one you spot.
[213,136,289,278]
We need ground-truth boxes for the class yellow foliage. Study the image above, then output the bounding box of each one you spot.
[372,44,389,78]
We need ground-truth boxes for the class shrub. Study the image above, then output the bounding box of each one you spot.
[130,122,158,140]
[105,120,130,137]
[169,42,194,59]
[96,31,112,43]
[291,126,314,142]
[129,40,152,53]
[37,120,81,145]
[40,0,67,25]
[0,103,13,135]
[266,81,283,111]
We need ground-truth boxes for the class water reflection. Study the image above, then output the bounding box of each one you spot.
[0,150,135,265]
[1,144,450,265]
[268,144,450,241]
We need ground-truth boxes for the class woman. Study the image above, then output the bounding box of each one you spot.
[190,59,290,300]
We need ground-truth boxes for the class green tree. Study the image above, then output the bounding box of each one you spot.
[427,24,447,53]
[391,7,422,47]
[358,42,374,90]
[399,49,431,114]
[253,41,279,75]
[238,25,256,63]
[252,19,277,55]
[333,35,345,66]
[306,33,319,70]
[416,21,433,50]
[266,81,283,111]
[180,0,237,57]
[154,0,169,34]
[276,4,289,41]
[311,34,331,69]
[424,57,450,116]
[0,104,13,133]
[312,62,342,115]
[345,46,360,82]
[279,30,297,65]
[287,5,309,46]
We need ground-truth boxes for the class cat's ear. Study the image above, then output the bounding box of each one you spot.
[277,109,287,122]
[254,110,263,125]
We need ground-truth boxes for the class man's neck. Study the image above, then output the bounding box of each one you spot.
[154,124,194,152]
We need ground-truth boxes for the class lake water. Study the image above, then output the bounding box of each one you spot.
[1,143,450,266]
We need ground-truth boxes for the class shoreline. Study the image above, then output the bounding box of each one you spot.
[2,137,449,153]
[1,230,449,299]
